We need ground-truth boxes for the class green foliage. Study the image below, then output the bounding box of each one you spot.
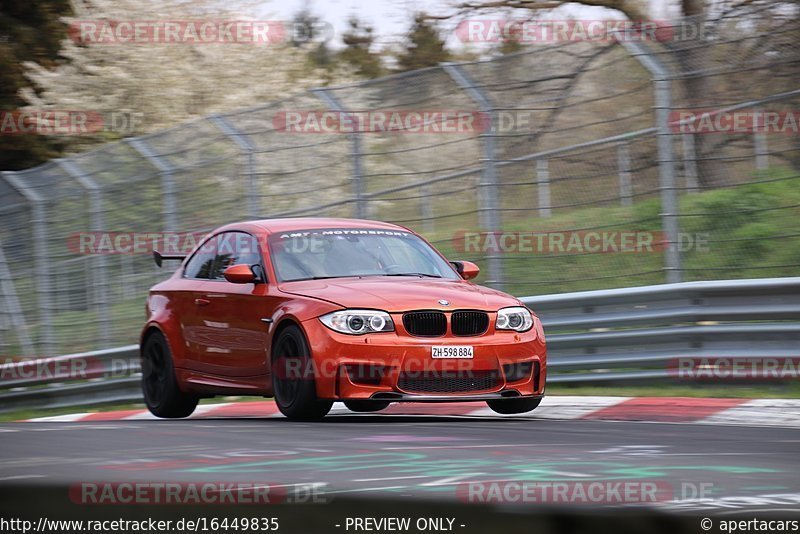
[0,0,73,170]
[339,16,384,79]
[396,13,451,72]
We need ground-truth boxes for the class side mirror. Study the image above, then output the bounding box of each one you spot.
[451,260,480,281]
[223,264,257,284]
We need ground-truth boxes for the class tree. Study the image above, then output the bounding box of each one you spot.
[339,16,384,78]
[0,0,73,170]
[397,13,451,72]
[19,0,352,153]
[444,0,737,188]
[291,6,335,69]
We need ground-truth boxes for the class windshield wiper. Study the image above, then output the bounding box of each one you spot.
[381,273,442,278]
[284,274,374,282]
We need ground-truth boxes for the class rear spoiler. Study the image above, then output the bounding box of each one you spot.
[153,250,187,268]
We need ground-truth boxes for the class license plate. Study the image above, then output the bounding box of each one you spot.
[431,346,474,359]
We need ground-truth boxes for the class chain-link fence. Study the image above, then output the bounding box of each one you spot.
[1,0,798,357]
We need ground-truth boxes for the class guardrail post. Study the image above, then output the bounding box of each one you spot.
[681,133,699,194]
[209,115,259,218]
[537,159,551,217]
[617,39,682,283]
[311,89,367,219]
[127,138,179,232]
[2,171,55,356]
[442,63,504,290]
[617,142,633,206]
[57,159,111,347]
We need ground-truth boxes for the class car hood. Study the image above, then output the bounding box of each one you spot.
[278,277,519,312]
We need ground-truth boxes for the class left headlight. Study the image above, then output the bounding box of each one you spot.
[320,309,395,335]
[496,306,534,332]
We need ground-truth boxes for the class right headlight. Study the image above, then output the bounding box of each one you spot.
[320,309,395,335]
[496,306,534,332]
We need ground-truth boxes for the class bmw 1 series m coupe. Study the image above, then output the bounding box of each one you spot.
[141,218,546,420]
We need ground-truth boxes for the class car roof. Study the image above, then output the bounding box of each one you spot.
[236,218,411,235]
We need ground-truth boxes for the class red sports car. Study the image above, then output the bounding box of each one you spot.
[141,218,546,419]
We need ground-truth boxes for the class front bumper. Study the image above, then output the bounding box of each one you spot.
[300,316,547,401]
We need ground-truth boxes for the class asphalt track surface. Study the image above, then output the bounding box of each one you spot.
[2,412,800,515]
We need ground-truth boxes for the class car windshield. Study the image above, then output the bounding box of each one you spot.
[268,228,460,282]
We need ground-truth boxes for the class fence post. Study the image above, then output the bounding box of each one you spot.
[57,159,111,347]
[1,171,56,355]
[209,115,259,218]
[311,89,367,219]
[617,141,633,206]
[421,184,434,234]
[681,133,699,193]
[753,108,769,171]
[442,63,504,290]
[127,138,179,232]
[537,159,552,217]
[0,237,34,356]
[618,39,682,283]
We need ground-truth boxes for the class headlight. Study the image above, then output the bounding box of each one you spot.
[320,309,395,335]
[496,306,534,332]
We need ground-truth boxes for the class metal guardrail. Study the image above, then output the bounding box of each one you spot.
[522,277,800,383]
[1,277,799,413]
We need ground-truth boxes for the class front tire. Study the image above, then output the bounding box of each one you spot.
[141,331,198,418]
[271,325,333,420]
[486,397,541,415]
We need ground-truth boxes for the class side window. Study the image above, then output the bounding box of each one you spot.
[183,235,218,279]
[209,232,262,281]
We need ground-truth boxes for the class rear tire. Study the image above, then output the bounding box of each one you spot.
[271,325,333,420]
[486,397,541,415]
[344,400,391,413]
[141,331,198,418]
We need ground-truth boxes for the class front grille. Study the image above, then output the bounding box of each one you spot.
[398,370,499,393]
[403,311,447,337]
[451,311,489,336]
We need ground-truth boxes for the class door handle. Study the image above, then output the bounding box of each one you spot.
[194,298,211,306]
